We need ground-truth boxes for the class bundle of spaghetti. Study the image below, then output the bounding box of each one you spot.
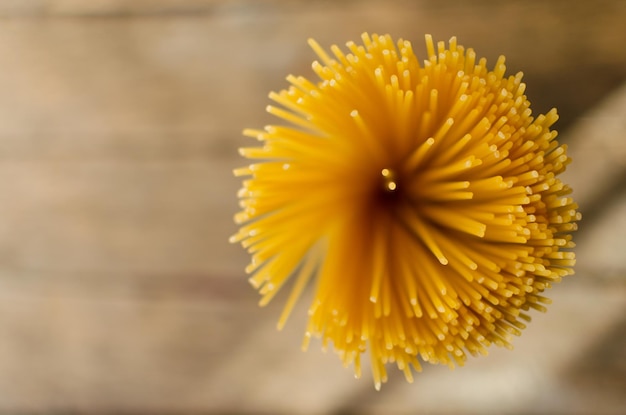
[232,33,580,389]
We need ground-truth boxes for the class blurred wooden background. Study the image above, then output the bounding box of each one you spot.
[0,0,624,413]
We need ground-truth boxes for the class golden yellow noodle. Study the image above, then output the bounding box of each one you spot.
[232,33,580,389]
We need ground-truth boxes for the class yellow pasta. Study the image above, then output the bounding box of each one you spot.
[232,33,580,390]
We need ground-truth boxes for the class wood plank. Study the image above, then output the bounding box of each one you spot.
[0,159,246,276]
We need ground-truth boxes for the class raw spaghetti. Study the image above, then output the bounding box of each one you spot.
[232,33,580,389]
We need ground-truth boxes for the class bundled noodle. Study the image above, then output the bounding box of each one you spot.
[232,33,580,389]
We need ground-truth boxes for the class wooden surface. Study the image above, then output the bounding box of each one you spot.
[0,1,624,413]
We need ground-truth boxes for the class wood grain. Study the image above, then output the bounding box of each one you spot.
[0,1,624,413]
